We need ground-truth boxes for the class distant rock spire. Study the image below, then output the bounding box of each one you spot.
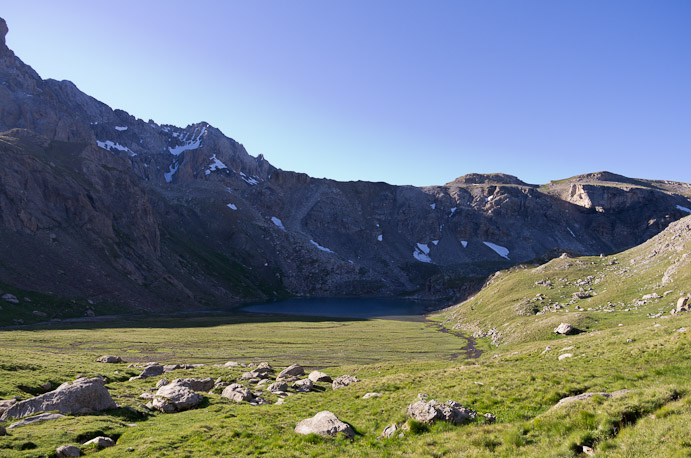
[0,17,11,58]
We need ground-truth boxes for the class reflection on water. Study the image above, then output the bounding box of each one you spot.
[240,297,436,321]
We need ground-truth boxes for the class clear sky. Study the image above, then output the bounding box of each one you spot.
[3,1,690,186]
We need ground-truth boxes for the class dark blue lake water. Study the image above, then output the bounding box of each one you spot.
[240,297,436,320]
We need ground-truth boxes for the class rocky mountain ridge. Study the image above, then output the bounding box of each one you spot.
[0,17,689,318]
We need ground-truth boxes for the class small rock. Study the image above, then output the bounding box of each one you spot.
[308,371,332,383]
[483,412,496,424]
[222,384,254,403]
[83,436,115,448]
[294,411,354,438]
[332,374,360,390]
[362,392,382,399]
[56,444,81,457]
[268,381,288,394]
[96,355,123,364]
[139,393,154,400]
[378,423,397,439]
[223,361,242,367]
[582,445,595,456]
[1,293,19,303]
[293,379,313,392]
[277,364,305,379]
[137,364,164,379]
[156,378,170,388]
[540,346,552,355]
[554,323,574,335]
[558,353,573,360]
[7,413,64,428]
[32,310,47,317]
[275,398,285,405]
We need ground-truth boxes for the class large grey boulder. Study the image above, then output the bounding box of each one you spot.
[407,399,477,425]
[308,371,332,383]
[83,436,115,448]
[554,323,574,335]
[96,355,122,364]
[0,378,115,420]
[138,364,165,378]
[277,364,304,379]
[332,375,360,390]
[221,384,254,403]
[294,411,354,438]
[56,444,81,457]
[151,381,204,413]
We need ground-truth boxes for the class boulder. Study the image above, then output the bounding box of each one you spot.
[96,355,122,364]
[7,412,64,428]
[170,378,214,392]
[332,375,360,390]
[308,371,332,383]
[1,293,19,303]
[156,378,170,388]
[407,399,477,425]
[552,389,631,409]
[221,384,254,403]
[294,411,354,438]
[224,361,242,367]
[378,423,397,439]
[138,364,164,379]
[362,392,382,399]
[0,398,17,416]
[56,444,81,457]
[293,378,313,392]
[268,381,288,394]
[554,323,574,335]
[83,436,115,448]
[151,381,204,413]
[0,378,115,420]
[676,296,690,313]
[277,364,305,379]
[558,353,573,360]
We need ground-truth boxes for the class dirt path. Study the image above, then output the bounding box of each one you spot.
[424,320,483,360]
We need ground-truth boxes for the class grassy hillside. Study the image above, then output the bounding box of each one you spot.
[0,217,689,457]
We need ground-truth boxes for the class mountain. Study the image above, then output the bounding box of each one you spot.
[0,17,690,321]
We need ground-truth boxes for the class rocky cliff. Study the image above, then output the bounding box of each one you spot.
[0,17,690,317]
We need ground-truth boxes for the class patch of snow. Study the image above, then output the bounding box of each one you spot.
[377,234,383,242]
[567,227,576,238]
[168,125,207,156]
[432,240,439,246]
[227,203,237,210]
[97,140,135,156]
[449,207,457,217]
[239,171,260,185]
[677,205,691,214]
[461,240,468,248]
[271,217,286,232]
[376,223,380,228]
[348,260,354,264]
[413,243,432,263]
[164,161,179,183]
[205,154,228,175]
[483,241,510,260]
[114,126,128,131]
[310,240,335,253]
[430,203,436,209]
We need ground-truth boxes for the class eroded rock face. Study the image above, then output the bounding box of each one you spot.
[294,411,354,438]
[0,377,116,420]
[151,381,203,413]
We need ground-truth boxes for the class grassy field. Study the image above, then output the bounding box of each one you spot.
[0,217,689,457]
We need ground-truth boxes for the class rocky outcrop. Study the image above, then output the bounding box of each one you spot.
[0,378,116,420]
[294,411,354,438]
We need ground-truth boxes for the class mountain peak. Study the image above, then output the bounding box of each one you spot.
[445,173,531,187]
[0,17,9,54]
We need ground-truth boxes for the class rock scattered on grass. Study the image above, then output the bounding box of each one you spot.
[96,355,123,364]
[151,381,204,413]
[332,375,360,390]
[56,444,81,457]
[378,423,397,439]
[551,389,631,409]
[362,392,382,399]
[277,364,304,379]
[558,353,573,360]
[293,378,313,393]
[7,413,64,428]
[222,384,254,403]
[308,371,332,383]
[407,399,478,425]
[294,411,354,438]
[554,323,574,335]
[1,378,115,420]
[83,436,115,448]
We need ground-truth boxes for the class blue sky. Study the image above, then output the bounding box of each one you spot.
[3,1,690,185]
